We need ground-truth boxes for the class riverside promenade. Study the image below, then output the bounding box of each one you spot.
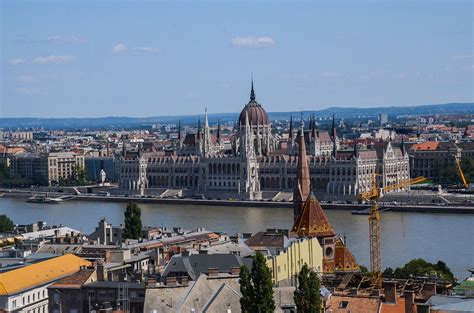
[2,188,474,214]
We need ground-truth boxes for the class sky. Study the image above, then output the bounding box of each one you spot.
[0,0,473,118]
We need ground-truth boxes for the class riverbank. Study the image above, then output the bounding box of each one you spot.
[3,190,474,214]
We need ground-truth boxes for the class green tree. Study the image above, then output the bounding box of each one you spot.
[72,165,88,185]
[383,258,456,283]
[0,215,15,232]
[294,264,322,313]
[239,265,254,313]
[123,202,142,240]
[238,252,275,312]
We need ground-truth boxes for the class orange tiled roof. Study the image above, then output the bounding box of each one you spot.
[334,238,360,272]
[411,141,440,151]
[327,295,381,313]
[0,254,91,295]
[50,269,95,289]
[292,192,336,238]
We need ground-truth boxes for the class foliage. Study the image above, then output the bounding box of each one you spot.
[382,258,456,283]
[123,202,142,240]
[239,251,275,313]
[433,157,474,186]
[359,265,368,273]
[0,215,15,232]
[0,161,33,187]
[239,265,254,313]
[58,165,88,186]
[294,264,322,313]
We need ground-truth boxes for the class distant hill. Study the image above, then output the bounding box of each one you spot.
[0,103,472,130]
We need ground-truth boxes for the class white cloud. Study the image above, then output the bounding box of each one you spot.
[321,71,342,78]
[33,55,74,64]
[8,58,25,65]
[452,54,472,60]
[113,43,160,54]
[132,47,160,54]
[113,43,128,53]
[46,35,85,44]
[15,87,45,95]
[231,36,276,48]
[16,75,36,83]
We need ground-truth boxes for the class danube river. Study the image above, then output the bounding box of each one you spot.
[1,198,473,279]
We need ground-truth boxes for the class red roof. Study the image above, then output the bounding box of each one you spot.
[411,141,440,151]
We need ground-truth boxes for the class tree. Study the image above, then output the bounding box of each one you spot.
[251,251,276,312]
[382,258,455,283]
[294,264,322,313]
[238,251,275,313]
[72,164,88,185]
[123,202,142,240]
[0,215,14,232]
[239,265,254,313]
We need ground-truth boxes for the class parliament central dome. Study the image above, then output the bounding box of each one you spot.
[238,80,270,126]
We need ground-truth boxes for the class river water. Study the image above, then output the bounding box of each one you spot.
[1,198,473,280]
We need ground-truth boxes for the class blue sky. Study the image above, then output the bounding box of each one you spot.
[1,0,472,118]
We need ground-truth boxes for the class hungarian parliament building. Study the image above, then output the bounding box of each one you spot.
[118,81,410,200]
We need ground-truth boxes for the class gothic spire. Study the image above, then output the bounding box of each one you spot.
[311,114,316,139]
[289,115,294,141]
[177,120,182,142]
[217,118,221,143]
[401,136,406,155]
[197,118,202,141]
[293,113,311,223]
[250,76,256,102]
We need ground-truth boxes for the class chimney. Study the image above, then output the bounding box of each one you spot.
[417,304,431,313]
[180,276,189,285]
[208,268,219,277]
[146,277,157,287]
[422,283,436,301]
[166,276,177,286]
[230,267,241,276]
[96,259,106,281]
[383,281,397,303]
[404,290,415,313]
[371,289,381,297]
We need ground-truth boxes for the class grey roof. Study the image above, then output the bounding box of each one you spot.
[426,295,474,312]
[84,281,145,289]
[145,274,242,313]
[161,253,252,281]
[202,241,254,257]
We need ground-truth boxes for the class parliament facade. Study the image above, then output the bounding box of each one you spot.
[118,81,410,200]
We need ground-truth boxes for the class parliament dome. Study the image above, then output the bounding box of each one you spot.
[238,80,270,126]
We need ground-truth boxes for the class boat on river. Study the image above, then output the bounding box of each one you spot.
[351,207,391,215]
[26,194,64,204]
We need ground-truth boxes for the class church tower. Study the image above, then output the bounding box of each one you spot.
[293,114,311,222]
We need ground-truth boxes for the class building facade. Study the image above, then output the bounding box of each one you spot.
[118,82,410,200]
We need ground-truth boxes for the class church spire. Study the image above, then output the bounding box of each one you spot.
[289,115,294,141]
[250,76,256,102]
[311,114,316,139]
[177,120,182,143]
[332,113,337,157]
[217,118,221,143]
[197,118,202,141]
[293,113,311,223]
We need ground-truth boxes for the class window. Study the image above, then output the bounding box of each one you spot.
[339,301,349,309]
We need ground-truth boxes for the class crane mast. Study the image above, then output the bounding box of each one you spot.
[454,157,469,189]
[360,175,427,290]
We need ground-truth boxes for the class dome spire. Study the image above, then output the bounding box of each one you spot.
[250,74,256,102]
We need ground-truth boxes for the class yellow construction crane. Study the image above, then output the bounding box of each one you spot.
[359,175,427,289]
[454,157,469,189]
